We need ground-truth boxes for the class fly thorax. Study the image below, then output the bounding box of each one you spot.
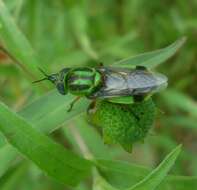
[66,67,103,96]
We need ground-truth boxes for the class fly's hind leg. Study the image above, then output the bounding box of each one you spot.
[133,95,145,102]
[67,96,81,112]
[87,99,97,115]
[135,66,147,70]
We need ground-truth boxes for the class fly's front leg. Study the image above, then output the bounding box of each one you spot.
[98,62,104,67]
[67,96,81,112]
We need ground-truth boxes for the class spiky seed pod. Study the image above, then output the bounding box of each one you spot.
[87,98,156,152]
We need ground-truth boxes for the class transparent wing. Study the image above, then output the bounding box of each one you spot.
[89,67,168,99]
[126,70,168,94]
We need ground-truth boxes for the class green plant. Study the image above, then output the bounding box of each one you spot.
[88,98,156,152]
[0,1,196,190]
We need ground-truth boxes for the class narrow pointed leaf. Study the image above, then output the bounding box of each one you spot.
[19,91,88,133]
[96,145,190,190]
[95,159,149,189]
[0,90,88,177]
[0,102,92,186]
[127,145,181,190]
[113,37,186,68]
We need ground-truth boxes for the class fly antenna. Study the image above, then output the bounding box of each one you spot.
[38,67,49,77]
[32,78,48,83]
[32,67,49,84]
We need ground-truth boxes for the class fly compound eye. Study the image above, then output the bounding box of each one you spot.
[56,83,66,95]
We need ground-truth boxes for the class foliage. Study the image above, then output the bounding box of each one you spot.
[0,0,196,189]
[88,98,156,152]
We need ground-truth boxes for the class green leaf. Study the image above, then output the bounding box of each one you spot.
[112,37,186,68]
[0,91,88,178]
[0,1,40,78]
[158,176,197,190]
[127,145,181,190]
[0,163,28,190]
[0,145,18,178]
[0,102,92,186]
[95,145,189,190]
[96,160,197,190]
[95,159,149,189]
[0,90,88,147]
[19,91,88,133]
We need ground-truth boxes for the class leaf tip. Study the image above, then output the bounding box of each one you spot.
[177,36,187,47]
[171,144,182,158]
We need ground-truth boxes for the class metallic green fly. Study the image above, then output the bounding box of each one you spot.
[33,65,168,111]
[0,45,167,112]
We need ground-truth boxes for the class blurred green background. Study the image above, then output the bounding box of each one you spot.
[0,0,197,189]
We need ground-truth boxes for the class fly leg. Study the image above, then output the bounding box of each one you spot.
[133,93,149,102]
[67,96,81,112]
[133,95,145,102]
[98,62,104,67]
[87,100,97,115]
[135,66,147,70]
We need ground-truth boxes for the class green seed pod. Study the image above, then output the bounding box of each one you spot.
[88,98,156,152]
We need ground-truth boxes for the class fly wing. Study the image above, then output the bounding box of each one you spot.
[89,67,168,99]
[127,70,168,94]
